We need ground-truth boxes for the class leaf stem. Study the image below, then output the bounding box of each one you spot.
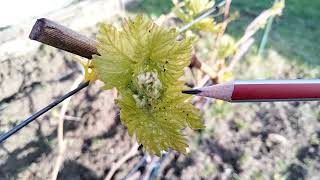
[258,16,274,56]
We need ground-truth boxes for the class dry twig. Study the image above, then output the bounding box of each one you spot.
[51,76,84,180]
[212,0,284,83]
[236,0,284,47]
[104,142,140,180]
[224,0,232,18]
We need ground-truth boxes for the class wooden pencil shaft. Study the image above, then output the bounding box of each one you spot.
[29,18,98,59]
[235,80,320,84]
[232,80,320,102]
[196,80,320,102]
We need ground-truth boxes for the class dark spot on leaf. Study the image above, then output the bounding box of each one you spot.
[165,61,169,64]
[163,69,166,72]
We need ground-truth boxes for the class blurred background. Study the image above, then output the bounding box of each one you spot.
[0,0,320,179]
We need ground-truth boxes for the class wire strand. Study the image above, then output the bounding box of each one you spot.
[0,81,89,143]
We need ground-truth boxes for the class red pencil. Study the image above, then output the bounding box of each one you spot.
[182,80,320,102]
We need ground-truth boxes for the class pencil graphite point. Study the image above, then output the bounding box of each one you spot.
[182,82,235,101]
[182,89,202,95]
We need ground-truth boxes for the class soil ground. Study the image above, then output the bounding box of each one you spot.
[1,0,320,179]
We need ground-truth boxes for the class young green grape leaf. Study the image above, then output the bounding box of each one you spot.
[173,0,222,32]
[92,15,204,156]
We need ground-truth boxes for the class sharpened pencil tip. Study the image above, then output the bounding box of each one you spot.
[182,89,202,95]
